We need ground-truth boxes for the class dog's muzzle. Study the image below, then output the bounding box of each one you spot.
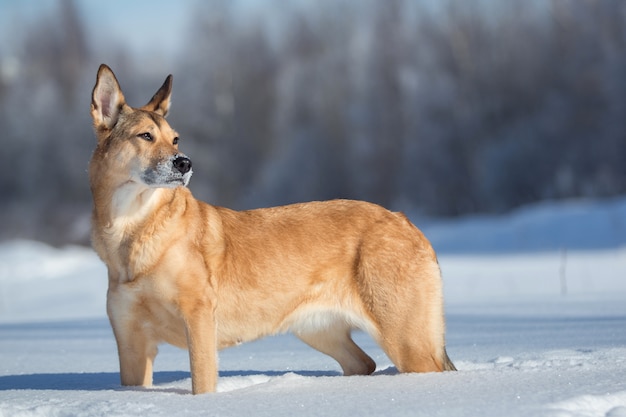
[139,154,193,188]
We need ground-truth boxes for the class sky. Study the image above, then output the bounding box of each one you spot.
[0,0,195,57]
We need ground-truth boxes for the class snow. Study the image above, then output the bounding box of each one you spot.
[1,198,626,416]
[420,196,626,253]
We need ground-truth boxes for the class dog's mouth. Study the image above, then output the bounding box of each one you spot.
[139,155,193,188]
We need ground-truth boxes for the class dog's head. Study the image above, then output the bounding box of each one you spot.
[90,64,192,189]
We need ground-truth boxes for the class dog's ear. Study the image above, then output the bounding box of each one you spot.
[91,64,126,130]
[142,75,173,117]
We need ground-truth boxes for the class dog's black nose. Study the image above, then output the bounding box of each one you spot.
[173,156,192,174]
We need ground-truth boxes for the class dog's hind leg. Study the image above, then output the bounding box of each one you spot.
[363,263,454,374]
[355,223,455,374]
[295,322,376,376]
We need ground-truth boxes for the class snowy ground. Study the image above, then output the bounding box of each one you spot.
[1,198,626,416]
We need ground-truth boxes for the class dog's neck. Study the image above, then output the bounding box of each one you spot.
[91,177,172,235]
[111,181,162,222]
[91,177,177,280]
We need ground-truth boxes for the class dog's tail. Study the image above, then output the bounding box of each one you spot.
[442,347,457,371]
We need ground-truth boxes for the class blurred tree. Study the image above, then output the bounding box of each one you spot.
[356,0,406,207]
[1,0,626,245]
[176,0,278,207]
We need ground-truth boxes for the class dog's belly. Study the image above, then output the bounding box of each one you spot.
[283,305,378,336]
[213,297,378,350]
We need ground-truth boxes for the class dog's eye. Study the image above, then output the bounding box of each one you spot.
[173,137,179,145]
[138,132,153,142]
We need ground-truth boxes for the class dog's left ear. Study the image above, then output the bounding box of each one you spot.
[142,75,173,117]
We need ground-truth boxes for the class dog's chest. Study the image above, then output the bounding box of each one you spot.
[98,213,175,283]
[108,274,188,347]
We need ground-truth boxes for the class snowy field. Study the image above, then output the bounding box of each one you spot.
[1,198,626,416]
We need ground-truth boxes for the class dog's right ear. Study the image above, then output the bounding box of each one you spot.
[91,64,126,131]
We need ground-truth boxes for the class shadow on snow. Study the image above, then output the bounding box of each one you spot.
[0,368,388,393]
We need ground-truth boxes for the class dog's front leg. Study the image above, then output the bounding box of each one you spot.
[180,293,218,394]
[113,324,157,388]
[107,286,157,389]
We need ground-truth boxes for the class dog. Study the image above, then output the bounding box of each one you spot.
[89,64,455,394]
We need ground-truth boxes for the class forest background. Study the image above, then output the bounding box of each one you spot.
[0,0,624,246]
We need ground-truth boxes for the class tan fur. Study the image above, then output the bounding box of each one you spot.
[89,64,455,395]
